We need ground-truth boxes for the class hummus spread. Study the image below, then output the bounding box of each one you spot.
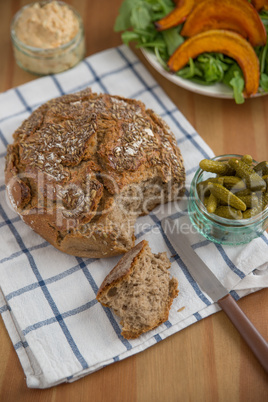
[15,1,79,49]
[11,1,85,74]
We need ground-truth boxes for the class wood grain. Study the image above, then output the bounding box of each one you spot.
[1,0,268,400]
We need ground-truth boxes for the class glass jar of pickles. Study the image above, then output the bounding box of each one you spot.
[188,154,268,245]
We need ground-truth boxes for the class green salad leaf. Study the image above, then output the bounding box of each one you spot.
[114,0,141,32]
[130,3,151,30]
[161,27,184,56]
[260,73,268,91]
[230,71,245,104]
[115,0,268,104]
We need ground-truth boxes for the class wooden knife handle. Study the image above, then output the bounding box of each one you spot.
[218,294,268,374]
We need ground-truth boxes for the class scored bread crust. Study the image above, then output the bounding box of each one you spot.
[5,88,185,258]
[97,240,179,339]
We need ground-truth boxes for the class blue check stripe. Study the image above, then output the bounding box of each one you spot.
[261,233,268,245]
[0,240,49,266]
[214,243,245,279]
[169,208,188,221]
[230,290,240,300]
[136,222,159,239]
[0,129,8,148]
[194,312,202,321]
[192,239,211,250]
[176,131,198,145]
[14,88,33,115]
[83,59,109,94]
[173,254,211,306]
[14,340,28,350]
[0,304,10,314]
[0,216,21,229]
[154,334,162,342]
[51,75,65,95]
[0,109,28,125]
[23,298,98,336]
[186,165,200,176]
[129,84,159,101]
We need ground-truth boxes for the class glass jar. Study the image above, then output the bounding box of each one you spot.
[10,1,85,75]
[188,154,268,245]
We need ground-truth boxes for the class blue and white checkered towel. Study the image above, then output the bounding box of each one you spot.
[0,45,267,389]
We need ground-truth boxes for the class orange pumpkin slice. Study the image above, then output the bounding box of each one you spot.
[155,0,195,31]
[168,30,260,97]
[251,0,268,11]
[181,0,267,47]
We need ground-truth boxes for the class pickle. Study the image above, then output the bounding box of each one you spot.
[208,182,247,211]
[203,196,210,207]
[260,192,268,210]
[263,175,268,187]
[243,207,261,219]
[241,154,253,166]
[234,188,252,197]
[222,176,246,192]
[214,206,243,220]
[199,159,234,175]
[237,194,259,208]
[248,174,266,192]
[197,177,223,198]
[218,199,228,206]
[216,177,225,186]
[254,161,268,177]
[207,193,218,213]
[228,158,266,191]
[199,178,223,186]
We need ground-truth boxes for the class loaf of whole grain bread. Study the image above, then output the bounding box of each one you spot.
[96,240,179,339]
[5,88,185,257]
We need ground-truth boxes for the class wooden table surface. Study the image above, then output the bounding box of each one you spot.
[0,1,268,401]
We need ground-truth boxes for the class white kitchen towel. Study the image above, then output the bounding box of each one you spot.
[0,45,267,389]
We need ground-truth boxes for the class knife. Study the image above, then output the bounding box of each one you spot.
[161,218,268,373]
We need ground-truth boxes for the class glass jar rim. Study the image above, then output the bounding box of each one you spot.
[190,153,268,227]
[10,0,84,54]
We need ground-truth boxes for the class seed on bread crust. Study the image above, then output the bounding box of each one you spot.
[5,88,185,258]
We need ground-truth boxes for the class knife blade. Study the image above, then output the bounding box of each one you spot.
[161,218,268,373]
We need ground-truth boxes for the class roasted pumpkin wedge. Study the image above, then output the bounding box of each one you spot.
[155,0,195,31]
[251,0,268,11]
[168,30,260,97]
[181,0,267,47]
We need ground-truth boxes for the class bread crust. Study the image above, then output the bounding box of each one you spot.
[5,88,185,257]
[97,240,147,298]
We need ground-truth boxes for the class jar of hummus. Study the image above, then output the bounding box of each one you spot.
[11,1,85,75]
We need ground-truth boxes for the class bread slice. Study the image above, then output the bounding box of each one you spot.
[96,240,179,339]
